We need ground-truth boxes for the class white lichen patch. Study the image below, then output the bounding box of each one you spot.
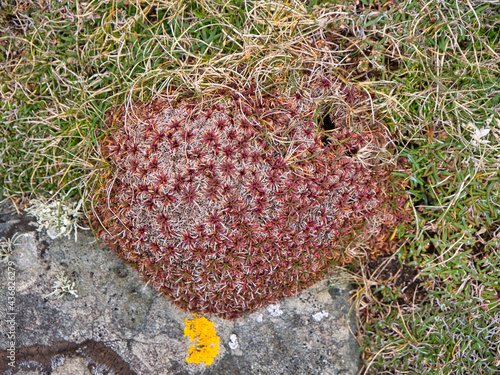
[25,197,88,241]
[228,334,239,350]
[44,271,79,299]
[250,313,263,323]
[312,311,329,322]
[267,304,284,317]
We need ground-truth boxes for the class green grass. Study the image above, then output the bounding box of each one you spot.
[338,1,500,373]
[1,0,500,373]
[0,0,343,199]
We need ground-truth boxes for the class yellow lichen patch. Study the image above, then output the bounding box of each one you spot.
[184,314,220,366]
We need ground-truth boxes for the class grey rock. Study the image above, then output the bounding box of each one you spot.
[0,206,360,375]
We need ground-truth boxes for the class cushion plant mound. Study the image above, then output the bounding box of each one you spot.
[91,82,408,318]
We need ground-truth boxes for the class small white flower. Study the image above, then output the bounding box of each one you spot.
[469,125,491,147]
[473,126,490,140]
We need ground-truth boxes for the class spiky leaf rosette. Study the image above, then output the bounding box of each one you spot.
[91,82,409,318]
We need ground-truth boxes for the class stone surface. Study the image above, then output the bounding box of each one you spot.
[0,204,360,374]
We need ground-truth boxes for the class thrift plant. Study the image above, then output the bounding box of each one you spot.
[91,80,409,318]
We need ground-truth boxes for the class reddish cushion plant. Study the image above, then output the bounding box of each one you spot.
[91,82,409,318]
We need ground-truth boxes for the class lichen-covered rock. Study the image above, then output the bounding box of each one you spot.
[91,81,408,318]
[184,314,220,365]
[0,204,360,375]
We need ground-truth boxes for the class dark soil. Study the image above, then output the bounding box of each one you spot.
[366,257,427,305]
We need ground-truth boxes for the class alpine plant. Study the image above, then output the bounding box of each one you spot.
[91,79,409,318]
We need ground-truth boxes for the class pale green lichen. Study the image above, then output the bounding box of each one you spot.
[44,271,79,299]
[0,233,22,263]
[26,197,88,241]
